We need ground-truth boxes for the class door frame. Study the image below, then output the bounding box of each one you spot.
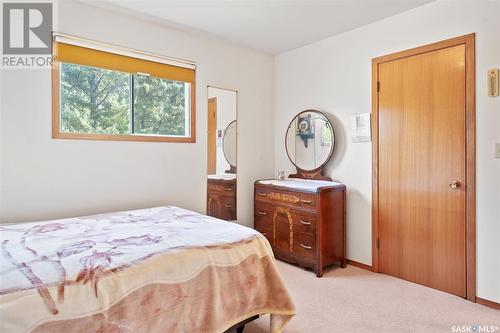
[207,97,217,175]
[371,33,476,301]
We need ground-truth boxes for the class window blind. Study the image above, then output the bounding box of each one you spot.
[53,33,196,84]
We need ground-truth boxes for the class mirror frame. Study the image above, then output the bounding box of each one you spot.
[222,120,237,173]
[284,109,335,180]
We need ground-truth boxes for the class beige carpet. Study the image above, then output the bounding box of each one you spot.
[246,261,500,333]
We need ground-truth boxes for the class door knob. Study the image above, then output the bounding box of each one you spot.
[449,180,461,189]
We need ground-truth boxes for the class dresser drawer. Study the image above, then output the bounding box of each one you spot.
[208,183,236,195]
[220,196,236,221]
[293,233,315,259]
[256,228,273,245]
[254,214,272,232]
[207,194,235,221]
[254,203,273,244]
[254,202,273,219]
[291,210,317,236]
[255,186,317,210]
[254,203,272,228]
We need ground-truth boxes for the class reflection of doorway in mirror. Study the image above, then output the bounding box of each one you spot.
[208,88,237,175]
[207,97,217,175]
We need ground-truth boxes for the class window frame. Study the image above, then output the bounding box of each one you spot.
[52,42,196,143]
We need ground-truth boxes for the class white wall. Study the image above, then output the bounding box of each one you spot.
[0,0,275,227]
[208,88,237,175]
[275,0,500,302]
[0,67,3,220]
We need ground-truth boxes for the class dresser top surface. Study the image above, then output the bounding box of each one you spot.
[208,174,237,181]
[256,178,344,192]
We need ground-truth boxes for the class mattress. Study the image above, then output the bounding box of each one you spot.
[0,206,295,332]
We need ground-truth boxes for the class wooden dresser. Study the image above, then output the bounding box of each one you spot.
[254,179,346,277]
[207,176,236,221]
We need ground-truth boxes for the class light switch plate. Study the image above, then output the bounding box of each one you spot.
[495,143,500,159]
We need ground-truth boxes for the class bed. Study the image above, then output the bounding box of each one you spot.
[0,206,295,332]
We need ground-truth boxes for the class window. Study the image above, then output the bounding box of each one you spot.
[53,41,196,142]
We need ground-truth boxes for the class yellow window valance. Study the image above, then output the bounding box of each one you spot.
[54,42,195,84]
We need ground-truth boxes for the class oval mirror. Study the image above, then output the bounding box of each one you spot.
[223,120,237,171]
[285,110,334,172]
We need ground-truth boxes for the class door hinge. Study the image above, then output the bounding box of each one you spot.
[377,81,380,92]
[376,238,380,249]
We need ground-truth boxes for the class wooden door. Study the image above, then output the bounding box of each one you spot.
[373,35,475,299]
[207,97,217,174]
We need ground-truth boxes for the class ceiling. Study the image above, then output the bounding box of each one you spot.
[87,0,433,54]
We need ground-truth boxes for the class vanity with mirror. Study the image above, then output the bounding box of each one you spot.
[207,87,237,221]
[254,110,346,277]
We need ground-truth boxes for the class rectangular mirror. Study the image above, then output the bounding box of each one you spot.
[206,87,237,221]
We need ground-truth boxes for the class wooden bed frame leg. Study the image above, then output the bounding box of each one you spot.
[341,259,347,268]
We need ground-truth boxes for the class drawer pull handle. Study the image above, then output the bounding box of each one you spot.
[224,187,233,191]
[300,243,312,250]
[261,232,267,236]
[257,192,267,196]
[300,220,311,226]
[257,211,267,215]
[300,199,312,204]
[225,203,232,208]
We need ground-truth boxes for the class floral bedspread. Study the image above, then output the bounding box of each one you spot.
[0,206,295,333]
